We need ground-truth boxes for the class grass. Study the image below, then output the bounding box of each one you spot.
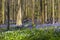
[0,26,60,40]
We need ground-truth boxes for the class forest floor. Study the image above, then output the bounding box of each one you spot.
[0,22,60,29]
[0,20,60,31]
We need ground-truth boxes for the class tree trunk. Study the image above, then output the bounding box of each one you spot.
[52,0,55,24]
[32,0,35,25]
[58,0,60,23]
[7,0,10,30]
[16,0,22,26]
[42,0,44,24]
[2,0,5,24]
[45,0,47,23]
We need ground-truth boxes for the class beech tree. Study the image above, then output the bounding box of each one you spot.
[52,0,55,24]
[58,0,60,23]
[16,0,22,26]
[2,0,5,24]
[45,0,47,23]
[31,0,35,25]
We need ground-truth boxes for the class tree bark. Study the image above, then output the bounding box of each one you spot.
[16,0,22,26]
[2,0,5,24]
[32,0,35,25]
[45,0,47,23]
[52,0,55,24]
[58,0,60,23]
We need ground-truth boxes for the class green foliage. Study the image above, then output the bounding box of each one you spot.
[0,28,60,40]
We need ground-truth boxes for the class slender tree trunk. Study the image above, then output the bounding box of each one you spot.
[58,0,60,23]
[2,0,5,24]
[26,0,28,17]
[16,0,22,26]
[32,0,35,25]
[40,0,42,24]
[52,0,55,24]
[45,0,47,23]
[42,0,44,24]
[0,0,2,24]
[37,0,40,24]
[7,0,10,30]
